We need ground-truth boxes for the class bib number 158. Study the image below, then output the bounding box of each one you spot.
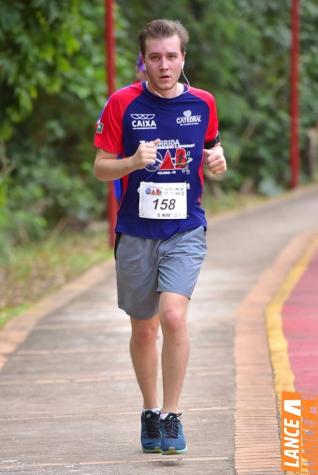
[139,182,187,219]
[153,198,176,211]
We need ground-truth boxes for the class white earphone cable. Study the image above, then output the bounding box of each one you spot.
[181,67,191,89]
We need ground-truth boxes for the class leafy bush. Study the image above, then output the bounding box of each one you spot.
[0,0,106,255]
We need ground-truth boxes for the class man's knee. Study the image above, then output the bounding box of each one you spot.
[160,306,187,334]
[159,293,188,334]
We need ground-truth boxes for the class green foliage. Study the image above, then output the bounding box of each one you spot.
[2,90,107,250]
[1,0,79,139]
[0,0,107,255]
[299,1,318,134]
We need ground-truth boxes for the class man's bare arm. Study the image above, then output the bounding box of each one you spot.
[93,139,160,181]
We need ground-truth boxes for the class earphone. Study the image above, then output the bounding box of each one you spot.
[182,60,185,69]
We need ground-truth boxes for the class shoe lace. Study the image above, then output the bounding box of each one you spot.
[145,411,160,438]
[163,413,182,438]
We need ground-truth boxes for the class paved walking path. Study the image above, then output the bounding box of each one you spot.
[0,186,318,475]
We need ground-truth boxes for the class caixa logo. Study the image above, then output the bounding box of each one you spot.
[131,113,157,130]
[176,110,201,126]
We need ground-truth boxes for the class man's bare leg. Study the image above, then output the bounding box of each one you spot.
[159,292,189,414]
[130,315,160,409]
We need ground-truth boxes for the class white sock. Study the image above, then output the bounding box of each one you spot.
[160,412,168,420]
[143,407,161,414]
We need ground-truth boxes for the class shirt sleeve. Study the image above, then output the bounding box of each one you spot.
[94,93,123,154]
[204,94,219,145]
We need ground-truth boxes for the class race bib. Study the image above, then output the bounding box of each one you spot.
[139,182,187,219]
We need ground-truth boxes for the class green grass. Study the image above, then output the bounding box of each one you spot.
[0,225,112,329]
[0,304,30,330]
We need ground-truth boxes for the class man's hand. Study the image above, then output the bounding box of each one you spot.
[132,139,160,170]
[203,145,227,175]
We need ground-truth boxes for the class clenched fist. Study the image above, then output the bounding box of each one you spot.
[132,139,160,170]
[203,145,227,175]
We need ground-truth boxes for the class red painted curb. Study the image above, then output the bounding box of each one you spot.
[282,248,318,397]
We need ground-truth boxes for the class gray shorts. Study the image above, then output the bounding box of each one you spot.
[115,226,207,319]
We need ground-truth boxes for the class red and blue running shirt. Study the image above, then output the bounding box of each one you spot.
[94,81,219,240]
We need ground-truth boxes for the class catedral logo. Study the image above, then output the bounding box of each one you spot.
[131,113,157,130]
[281,391,318,472]
[176,110,201,126]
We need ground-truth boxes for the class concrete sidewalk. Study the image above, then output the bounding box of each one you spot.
[0,186,318,475]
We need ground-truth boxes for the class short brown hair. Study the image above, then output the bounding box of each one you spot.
[139,19,189,56]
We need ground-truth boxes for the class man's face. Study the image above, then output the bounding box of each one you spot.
[143,34,184,97]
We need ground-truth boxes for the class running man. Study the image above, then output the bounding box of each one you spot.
[93,19,226,455]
